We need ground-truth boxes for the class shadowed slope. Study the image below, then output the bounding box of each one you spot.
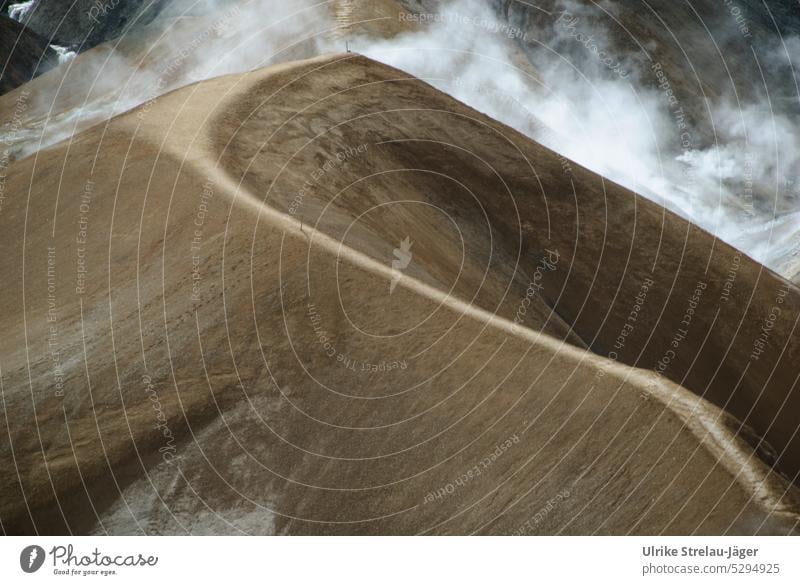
[0,14,58,95]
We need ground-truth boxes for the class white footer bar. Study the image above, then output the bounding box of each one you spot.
[1,537,797,584]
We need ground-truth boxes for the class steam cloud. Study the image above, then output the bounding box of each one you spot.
[344,0,800,277]
[3,0,331,159]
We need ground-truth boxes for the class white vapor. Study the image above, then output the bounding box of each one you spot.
[340,0,800,278]
[3,0,332,159]
[7,1,36,23]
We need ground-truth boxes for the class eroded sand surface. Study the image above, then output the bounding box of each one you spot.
[1,54,799,535]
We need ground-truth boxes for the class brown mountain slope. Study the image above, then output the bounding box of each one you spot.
[0,54,798,535]
[211,53,800,486]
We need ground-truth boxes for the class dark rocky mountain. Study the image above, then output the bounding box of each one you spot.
[10,0,169,50]
[0,14,57,94]
[490,0,800,140]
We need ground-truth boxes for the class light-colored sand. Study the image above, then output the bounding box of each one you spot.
[0,53,798,535]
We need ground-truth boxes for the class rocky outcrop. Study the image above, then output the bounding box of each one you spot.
[490,0,800,138]
[0,14,57,94]
[11,0,169,50]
